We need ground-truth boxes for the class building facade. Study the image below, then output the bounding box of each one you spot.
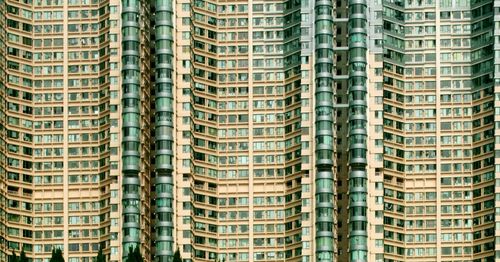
[382,0,496,261]
[2,0,131,260]
[0,0,499,261]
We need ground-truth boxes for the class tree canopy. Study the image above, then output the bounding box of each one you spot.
[95,247,105,262]
[10,251,17,262]
[11,248,28,262]
[125,245,143,262]
[50,248,64,262]
[19,249,28,262]
[173,249,182,262]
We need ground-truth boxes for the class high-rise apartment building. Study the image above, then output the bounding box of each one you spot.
[2,0,135,260]
[0,0,499,261]
[380,0,496,261]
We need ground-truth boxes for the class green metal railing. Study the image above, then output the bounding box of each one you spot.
[348,0,368,260]
[314,0,335,260]
[121,0,142,258]
[154,0,175,260]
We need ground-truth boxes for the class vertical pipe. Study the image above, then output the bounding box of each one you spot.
[154,0,175,260]
[121,0,142,258]
[314,0,335,261]
[348,0,368,260]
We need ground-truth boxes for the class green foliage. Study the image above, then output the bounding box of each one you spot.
[125,245,143,262]
[50,248,64,262]
[173,249,182,262]
[10,250,17,262]
[11,248,28,262]
[94,247,105,262]
[19,249,28,262]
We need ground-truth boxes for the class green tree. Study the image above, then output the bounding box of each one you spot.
[19,249,28,262]
[11,248,28,262]
[125,245,143,262]
[50,248,64,262]
[94,247,105,262]
[10,250,17,262]
[173,249,182,262]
